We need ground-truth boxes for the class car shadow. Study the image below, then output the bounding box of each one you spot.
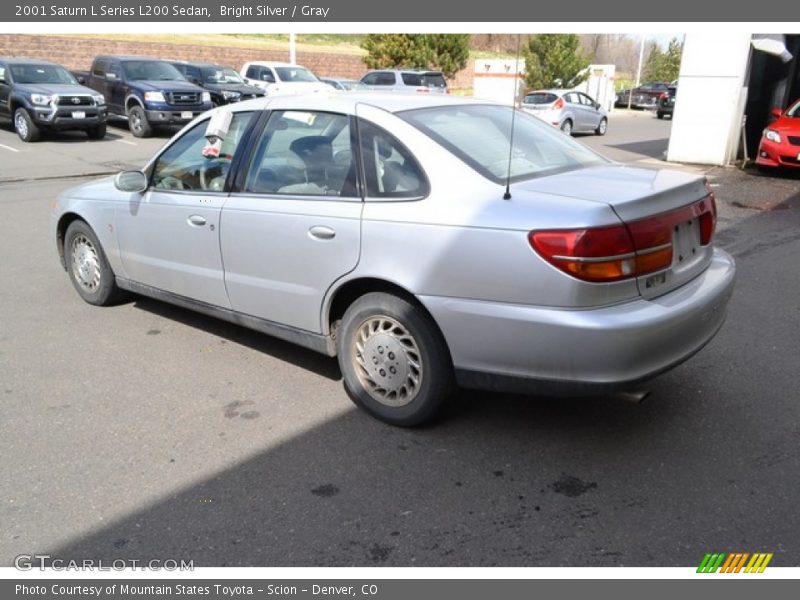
[606,138,670,160]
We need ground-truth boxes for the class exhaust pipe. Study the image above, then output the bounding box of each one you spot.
[613,390,651,404]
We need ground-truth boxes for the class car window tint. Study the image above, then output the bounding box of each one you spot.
[401,72,422,86]
[375,73,396,86]
[359,120,428,198]
[151,112,254,193]
[92,60,108,77]
[361,73,378,85]
[244,111,357,197]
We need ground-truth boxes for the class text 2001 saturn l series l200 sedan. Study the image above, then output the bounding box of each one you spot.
[51,93,735,426]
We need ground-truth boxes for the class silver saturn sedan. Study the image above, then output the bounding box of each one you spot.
[52,93,735,426]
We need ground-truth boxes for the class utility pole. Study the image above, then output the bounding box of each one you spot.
[289,33,297,64]
[628,34,646,110]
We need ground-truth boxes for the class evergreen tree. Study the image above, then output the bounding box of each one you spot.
[522,34,591,90]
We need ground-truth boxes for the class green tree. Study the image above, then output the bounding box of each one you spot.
[361,34,470,80]
[642,38,683,82]
[522,34,590,90]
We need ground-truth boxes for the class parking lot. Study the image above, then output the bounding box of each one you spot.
[1,109,799,567]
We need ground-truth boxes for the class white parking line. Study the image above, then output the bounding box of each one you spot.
[115,139,138,146]
[0,143,20,153]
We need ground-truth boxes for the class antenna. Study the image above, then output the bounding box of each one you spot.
[503,34,522,200]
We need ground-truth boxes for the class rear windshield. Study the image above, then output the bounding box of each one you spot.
[401,72,446,89]
[522,93,558,105]
[10,64,77,85]
[122,61,184,81]
[401,104,607,183]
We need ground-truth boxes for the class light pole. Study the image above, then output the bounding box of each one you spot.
[289,33,297,65]
[628,34,646,110]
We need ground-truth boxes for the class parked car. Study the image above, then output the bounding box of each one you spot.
[240,61,329,96]
[320,77,368,91]
[360,69,448,94]
[755,100,800,170]
[74,55,213,137]
[520,89,608,135]
[656,86,677,119]
[52,94,734,426]
[615,82,670,109]
[0,57,106,142]
[168,61,265,106]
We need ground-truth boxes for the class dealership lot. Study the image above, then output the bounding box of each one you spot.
[1,111,799,566]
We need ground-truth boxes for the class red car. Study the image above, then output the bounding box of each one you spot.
[756,101,800,169]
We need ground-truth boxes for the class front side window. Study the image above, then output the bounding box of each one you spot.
[244,111,356,197]
[401,104,607,183]
[359,120,428,198]
[151,112,254,192]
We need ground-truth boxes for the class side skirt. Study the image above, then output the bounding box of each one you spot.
[116,277,336,357]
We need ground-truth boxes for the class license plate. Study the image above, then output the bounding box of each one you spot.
[71,111,85,119]
[180,111,193,119]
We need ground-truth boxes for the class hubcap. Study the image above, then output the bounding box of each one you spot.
[130,111,141,132]
[352,316,422,407]
[562,122,572,134]
[15,114,28,138]
[599,120,607,133]
[70,234,101,292]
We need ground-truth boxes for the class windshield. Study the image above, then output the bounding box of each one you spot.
[10,64,77,85]
[786,100,800,117]
[201,67,244,84]
[401,104,608,183]
[122,60,184,81]
[274,67,318,83]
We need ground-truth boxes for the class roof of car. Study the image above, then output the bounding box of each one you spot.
[0,57,60,66]
[225,91,490,115]
[365,68,445,74]
[169,60,231,69]
[526,89,571,95]
[243,61,307,68]
[96,55,169,62]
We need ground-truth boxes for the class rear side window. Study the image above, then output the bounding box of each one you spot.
[374,72,396,86]
[359,120,428,199]
[523,93,557,105]
[92,59,108,77]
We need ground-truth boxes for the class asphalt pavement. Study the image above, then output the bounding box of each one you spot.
[0,112,798,567]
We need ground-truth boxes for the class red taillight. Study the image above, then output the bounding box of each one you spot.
[529,194,716,283]
[659,91,668,99]
[552,97,564,110]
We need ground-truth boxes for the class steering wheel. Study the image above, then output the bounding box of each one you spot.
[199,155,233,191]
[158,175,190,191]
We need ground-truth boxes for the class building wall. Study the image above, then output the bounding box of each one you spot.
[667,32,753,165]
[0,34,476,90]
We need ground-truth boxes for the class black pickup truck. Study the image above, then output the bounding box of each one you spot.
[0,57,106,142]
[74,55,213,137]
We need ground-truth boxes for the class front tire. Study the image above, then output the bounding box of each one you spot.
[595,117,608,136]
[337,292,454,427]
[64,220,124,306]
[127,105,153,138]
[560,119,573,135]
[14,108,40,142]
[657,111,665,119]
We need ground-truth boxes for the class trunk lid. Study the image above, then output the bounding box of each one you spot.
[516,165,715,299]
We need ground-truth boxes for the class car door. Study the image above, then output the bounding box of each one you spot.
[220,109,362,333]
[579,93,602,129]
[115,111,256,307]
[563,92,586,130]
[0,62,11,120]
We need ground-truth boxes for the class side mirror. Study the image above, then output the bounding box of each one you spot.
[114,170,148,193]
[770,107,783,118]
[106,72,118,82]
[76,75,85,84]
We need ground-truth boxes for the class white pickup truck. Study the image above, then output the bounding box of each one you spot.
[240,61,330,96]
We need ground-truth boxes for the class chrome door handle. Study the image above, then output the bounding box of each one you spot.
[308,225,336,240]
[188,214,207,227]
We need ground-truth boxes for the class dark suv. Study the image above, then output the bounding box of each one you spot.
[75,55,213,137]
[169,61,264,106]
[615,82,670,109]
[657,86,677,119]
[0,57,107,142]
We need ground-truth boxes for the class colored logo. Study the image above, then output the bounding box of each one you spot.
[697,552,773,573]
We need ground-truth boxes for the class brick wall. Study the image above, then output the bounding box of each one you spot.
[0,34,475,89]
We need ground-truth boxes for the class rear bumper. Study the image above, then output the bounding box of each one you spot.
[421,248,736,395]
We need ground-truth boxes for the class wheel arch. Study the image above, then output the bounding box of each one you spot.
[324,277,453,362]
[55,212,87,270]
[125,94,144,112]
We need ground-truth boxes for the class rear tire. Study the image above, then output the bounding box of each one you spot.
[86,123,107,140]
[64,220,125,306]
[14,108,40,142]
[337,292,454,427]
[127,105,152,138]
[560,119,573,135]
